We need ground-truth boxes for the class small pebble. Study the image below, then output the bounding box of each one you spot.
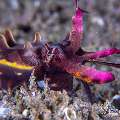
[111,95,120,110]
[91,16,105,27]
[32,92,36,97]
[22,109,29,117]
[37,80,46,90]
[0,107,11,118]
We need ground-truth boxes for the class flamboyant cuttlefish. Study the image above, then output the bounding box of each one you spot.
[0,0,120,98]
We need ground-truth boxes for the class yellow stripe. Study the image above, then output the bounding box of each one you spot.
[73,71,92,84]
[0,59,33,70]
